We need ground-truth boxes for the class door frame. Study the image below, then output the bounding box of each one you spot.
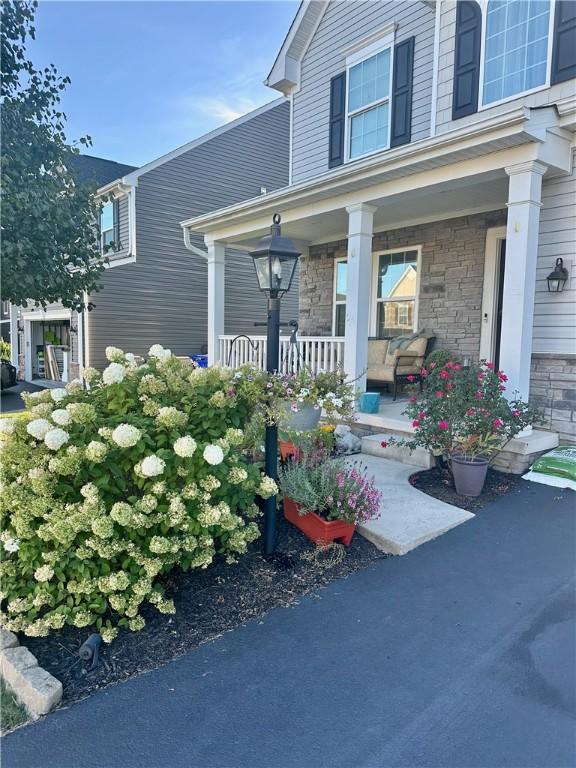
[479,226,507,363]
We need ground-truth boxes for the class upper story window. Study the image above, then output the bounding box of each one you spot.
[100,201,115,251]
[348,49,392,159]
[483,0,552,105]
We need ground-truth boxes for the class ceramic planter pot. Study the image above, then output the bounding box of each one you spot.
[451,454,489,497]
[283,497,356,546]
[278,440,302,462]
[280,402,322,432]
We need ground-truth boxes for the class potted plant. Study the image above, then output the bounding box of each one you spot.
[279,453,381,545]
[395,360,538,497]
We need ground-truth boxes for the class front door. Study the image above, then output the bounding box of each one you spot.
[479,226,507,365]
[493,239,506,370]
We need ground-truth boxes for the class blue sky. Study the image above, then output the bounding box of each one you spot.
[31,1,299,167]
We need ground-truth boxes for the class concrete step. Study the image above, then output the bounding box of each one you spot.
[361,432,434,469]
[350,455,474,555]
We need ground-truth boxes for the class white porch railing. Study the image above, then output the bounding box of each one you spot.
[218,334,345,375]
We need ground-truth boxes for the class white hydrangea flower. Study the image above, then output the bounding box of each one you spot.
[0,418,15,436]
[3,537,20,553]
[140,455,166,477]
[44,428,70,451]
[203,444,224,466]
[112,423,142,448]
[65,379,84,392]
[34,564,55,582]
[173,436,197,457]
[85,440,108,462]
[50,387,67,402]
[26,418,52,440]
[105,346,125,362]
[148,344,172,363]
[258,475,278,499]
[102,362,125,385]
[51,408,72,426]
[83,367,100,384]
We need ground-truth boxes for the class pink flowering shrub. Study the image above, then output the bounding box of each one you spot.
[278,453,381,525]
[396,360,539,462]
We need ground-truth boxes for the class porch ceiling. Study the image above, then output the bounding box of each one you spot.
[227,171,510,249]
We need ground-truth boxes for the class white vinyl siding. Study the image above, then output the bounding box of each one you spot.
[532,148,576,355]
[292,0,436,183]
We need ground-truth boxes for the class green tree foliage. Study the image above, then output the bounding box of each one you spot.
[1,0,107,309]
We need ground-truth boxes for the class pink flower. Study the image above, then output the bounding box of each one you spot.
[477,372,485,381]
[475,391,484,400]
[409,395,418,403]
[429,362,437,369]
[498,384,506,392]
[446,382,453,391]
[492,418,503,429]
[438,420,449,430]
[380,440,388,448]
[420,367,429,377]
[266,382,273,389]
[452,363,462,371]
[435,390,444,398]
[512,409,521,417]
[407,374,416,382]
[227,388,236,397]
[412,419,420,428]
[466,407,475,416]
[418,411,426,420]
[290,403,299,413]
[497,371,508,382]
[486,361,495,370]
[439,370,450,380]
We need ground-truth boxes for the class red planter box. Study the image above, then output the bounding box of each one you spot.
[283,497,356,546]
[279,440,302,461]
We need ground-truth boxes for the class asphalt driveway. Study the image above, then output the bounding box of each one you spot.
[0,382,43,413]
[3,481,575,768]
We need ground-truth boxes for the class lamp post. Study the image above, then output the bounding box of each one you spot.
[250,214,300,555]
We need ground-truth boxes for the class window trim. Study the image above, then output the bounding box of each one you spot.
[369,246,422,337]
[332,257,348,337]
[344,28,396,164]
[478,0,556,111]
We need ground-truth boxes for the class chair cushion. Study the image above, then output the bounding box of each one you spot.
[384,336,428,366]
[367,339,389,366]
[367,365,394,383]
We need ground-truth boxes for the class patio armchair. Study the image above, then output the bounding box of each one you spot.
[367,334,434,400]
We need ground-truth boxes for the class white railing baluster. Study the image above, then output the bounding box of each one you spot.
[216,335,345,373]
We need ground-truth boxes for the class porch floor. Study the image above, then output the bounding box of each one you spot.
[355,396,414,434]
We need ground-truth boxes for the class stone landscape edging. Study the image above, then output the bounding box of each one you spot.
[0,628,62,717]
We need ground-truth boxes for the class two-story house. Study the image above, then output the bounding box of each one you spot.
[181,0,576,464]
[12,99,296,379]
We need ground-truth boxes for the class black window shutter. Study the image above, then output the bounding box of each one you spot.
[113,199,121,251]
[390,36,415,148]
[452,0,481,120]
[551,0,576,85]
[329,72,346,168]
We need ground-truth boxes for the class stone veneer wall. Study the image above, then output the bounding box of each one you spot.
[299,209,507,360]
[530,355,576,444]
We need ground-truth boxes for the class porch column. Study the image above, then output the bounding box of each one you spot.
[344,203,376,391]
[9,304,19,368]
[500,160,547,406]
[205,238,225,366]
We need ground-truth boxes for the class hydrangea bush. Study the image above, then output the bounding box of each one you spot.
[0,346,277,642]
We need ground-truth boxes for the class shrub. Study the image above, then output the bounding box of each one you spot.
[0,347,276,642]
[0,339,11,361]
[398,360,538,461]
[425,348,454,369]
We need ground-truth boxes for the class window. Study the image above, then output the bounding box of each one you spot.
[333,259,347,336]
[346,33,393,160]
[100,202,115,251]
[374,250,419,338]
[483,0,552,105]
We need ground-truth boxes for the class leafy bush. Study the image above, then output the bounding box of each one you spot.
[424,348,454,369]
[279,453,381,524]
[398,360,538,461]
[0,346,277,642]
[0,339,11,361]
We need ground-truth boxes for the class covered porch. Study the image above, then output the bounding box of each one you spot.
[181,106,572,441]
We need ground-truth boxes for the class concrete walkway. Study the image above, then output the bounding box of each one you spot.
[3,482,575,768]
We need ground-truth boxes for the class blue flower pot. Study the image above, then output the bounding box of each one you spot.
[359,392,380,414]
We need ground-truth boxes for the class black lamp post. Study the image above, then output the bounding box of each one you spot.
[250,214,300,555]
[546,258,569,293]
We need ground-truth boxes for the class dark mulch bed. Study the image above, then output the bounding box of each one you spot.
[22,513,384,706]
[409,464,522,512]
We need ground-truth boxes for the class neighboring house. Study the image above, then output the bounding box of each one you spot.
[12,99,295,378]
[181,0,576,458]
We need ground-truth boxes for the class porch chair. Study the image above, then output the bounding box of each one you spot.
[367,333,434,400]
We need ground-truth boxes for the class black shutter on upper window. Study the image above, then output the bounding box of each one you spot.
[390,36,415,148]
[452,0,481,120]
[113,199,121,251]
[551,0,576,85]
[328,72,346,168]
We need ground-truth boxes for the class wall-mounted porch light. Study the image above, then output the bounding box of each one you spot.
[546,258,569,293]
